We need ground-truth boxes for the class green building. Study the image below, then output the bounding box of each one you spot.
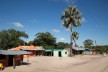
[44,49,69,57]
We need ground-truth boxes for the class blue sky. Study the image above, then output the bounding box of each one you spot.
[0,0,108,46]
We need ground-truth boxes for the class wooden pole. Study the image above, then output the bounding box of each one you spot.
[13,55,16,69]
[27,55,29,66]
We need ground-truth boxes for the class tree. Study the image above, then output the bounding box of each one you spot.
[27,41,34,46]
[34,32,56,49]
[61,5,82,56]
[56,42,70,49]
[72,31,79,47]
[0,29,28,50]
[83,39,94,47]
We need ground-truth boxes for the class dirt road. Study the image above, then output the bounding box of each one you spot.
[2,55,108,72]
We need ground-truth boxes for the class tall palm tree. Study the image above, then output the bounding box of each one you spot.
[72,31,79,47]
[61,5,82,56]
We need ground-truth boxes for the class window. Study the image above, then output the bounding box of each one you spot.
[65,52,67,54]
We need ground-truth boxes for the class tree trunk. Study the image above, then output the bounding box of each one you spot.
[70,25,73,56]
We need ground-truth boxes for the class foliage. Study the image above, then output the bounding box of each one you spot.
[83,39,94,47]
[88,45,108,54]
[0,29,28,50]
[34,32,56,49]
[56,42,70,49]
[61,5,82,56]
[72,31,79,47]
[27,41,34,46]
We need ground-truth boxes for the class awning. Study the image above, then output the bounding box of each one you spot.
[0,50,31,55]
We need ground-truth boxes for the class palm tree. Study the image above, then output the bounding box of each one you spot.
[61,5,82,56]
[72,31,79,47]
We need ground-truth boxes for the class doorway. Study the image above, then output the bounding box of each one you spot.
[8,55,14,66]
[58,51,62,57]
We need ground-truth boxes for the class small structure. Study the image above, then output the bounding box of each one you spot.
[84,48,93,55]
[72,47,85,55]
[0,50,31,68]
[9,45,45,57]
[72,47,94,55]
[44,49,69,57]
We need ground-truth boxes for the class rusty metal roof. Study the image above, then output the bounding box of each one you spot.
[0,50,31,55]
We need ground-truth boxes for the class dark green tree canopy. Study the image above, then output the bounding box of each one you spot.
[83,39,94,47]
[56,42,70,49]
[34,32,56,49]
[0,29,28,50]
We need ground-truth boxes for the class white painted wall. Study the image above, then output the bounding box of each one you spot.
[53,50,69,57]
[62,50,69,57]
[54,51,59,57]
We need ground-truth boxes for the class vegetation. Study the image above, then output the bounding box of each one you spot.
[88,45,108,54]
[34,32,56,49]
[0,29,28,50]
[83,39,94,47]
[56,42,70,49]
[72,31,79,47]
[61,5,82,56]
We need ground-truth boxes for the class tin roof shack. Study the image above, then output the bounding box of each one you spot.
[84,48,93,55]
[9,45,45,57]
[72,47,85,55]
[0,50,31,69]
[21,46,45,57]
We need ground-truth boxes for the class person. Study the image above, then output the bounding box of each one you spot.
[0,63,4,70]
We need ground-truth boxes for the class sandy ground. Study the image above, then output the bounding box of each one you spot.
[1,55,108,72]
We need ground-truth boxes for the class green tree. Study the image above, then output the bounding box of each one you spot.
[0,29,28,50]
[27,41,34,46]
[56,42,70,49]
[34,32,56,49]
[61,5,82,56]
[83,39,94,47]
[72,31,79,47]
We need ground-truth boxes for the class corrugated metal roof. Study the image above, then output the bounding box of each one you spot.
[0,50,31,55]
[21,47,45,50]
[73,47,85,51]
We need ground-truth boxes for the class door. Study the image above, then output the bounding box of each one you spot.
[8,55,14,66]
[58,51,62,57]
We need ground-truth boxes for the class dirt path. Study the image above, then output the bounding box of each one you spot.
[2,55,108,72]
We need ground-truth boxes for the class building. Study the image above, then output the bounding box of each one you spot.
[72,47,85,55]
[0,50,31,68]
[9,45,45,57]
[72,47,94,55]
[44,49,69,57]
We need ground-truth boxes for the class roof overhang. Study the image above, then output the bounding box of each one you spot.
[0,50,31,55]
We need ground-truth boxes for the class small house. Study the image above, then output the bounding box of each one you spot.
[0,50,31,68]
[44,49,69,57]
[72,47,85,55]
[9,45,45,57]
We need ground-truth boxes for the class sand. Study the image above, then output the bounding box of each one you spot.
[2,55,108,72]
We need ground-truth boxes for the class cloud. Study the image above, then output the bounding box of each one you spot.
[59,38,65,41]
[13,22,24,27]
[64,0,77,4]
[82,17,87,22]
[49,0,77,4]
[53,29,60,33]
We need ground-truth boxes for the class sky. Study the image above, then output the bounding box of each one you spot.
[0,0,108,46]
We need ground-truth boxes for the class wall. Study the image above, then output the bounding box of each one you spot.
[53,50,69,57]
[62,50,69,57]
[0,55,23,67]
[54,51,59,57]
